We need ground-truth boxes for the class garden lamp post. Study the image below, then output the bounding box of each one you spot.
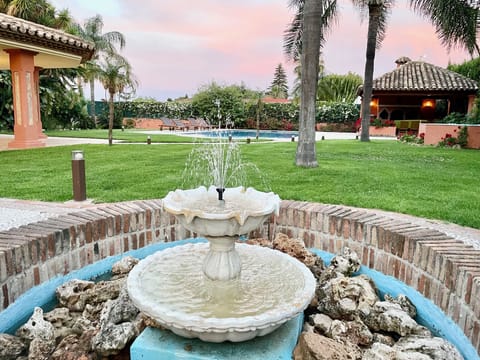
[214,99,221,129]
[71,150,86,201]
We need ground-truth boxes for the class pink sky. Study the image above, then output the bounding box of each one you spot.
[51,0,475,101]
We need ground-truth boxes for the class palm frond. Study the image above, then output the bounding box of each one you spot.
[283,0,338,61]
[410,0,479,54]
[351,0,395,49]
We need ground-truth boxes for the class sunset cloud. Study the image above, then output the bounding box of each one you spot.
[51,0,473,100]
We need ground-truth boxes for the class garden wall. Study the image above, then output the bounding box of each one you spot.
[368,126,396,137]
[0,200,479,355]
[123,118,163,130]
[419,123,480,149]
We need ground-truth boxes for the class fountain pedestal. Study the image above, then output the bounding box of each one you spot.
[203,236,241,280]
[131,313,304,360]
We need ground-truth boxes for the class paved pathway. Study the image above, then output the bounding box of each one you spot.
[0,134,115,151]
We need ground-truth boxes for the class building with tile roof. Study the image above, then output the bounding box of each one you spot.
[0,13,94,69]
[359,57,478,123]
[0,13,94,149]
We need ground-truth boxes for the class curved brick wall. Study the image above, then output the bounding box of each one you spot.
[0,199,479,354]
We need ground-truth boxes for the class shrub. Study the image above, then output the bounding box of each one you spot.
[437,112,474,124]
[399,132,424,145]
[123,118,136,129]
[316,102,360,124]
[370,118,395,128]
[437,126,468,148]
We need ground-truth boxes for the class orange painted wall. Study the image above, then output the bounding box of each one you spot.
[419,123,480,149]
[369,126,396,137]
[125,118,164,130]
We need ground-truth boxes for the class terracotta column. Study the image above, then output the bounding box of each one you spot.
[6,49,45,149]
[467,94,476,114]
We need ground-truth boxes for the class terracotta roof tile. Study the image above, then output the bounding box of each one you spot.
[0,13,94,62]
[373,60,478,92]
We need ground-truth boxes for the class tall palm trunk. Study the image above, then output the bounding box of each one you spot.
[90,79,96,127]
[76,77,84,98]
[256,94,263,139]
[108,90,114,146]
[360,3,382,142]
[296,0,322,167]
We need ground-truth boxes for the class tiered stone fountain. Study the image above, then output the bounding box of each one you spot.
[127,140,316,343]
[127,185,316,342]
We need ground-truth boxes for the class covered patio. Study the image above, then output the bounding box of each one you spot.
[360,56,478,126]
[0,13,94,149]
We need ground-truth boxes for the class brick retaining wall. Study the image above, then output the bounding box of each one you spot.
[0,200,479,354]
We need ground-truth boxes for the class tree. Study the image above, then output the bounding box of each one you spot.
[285,0,479,149]
[255,91,264,139]
[285,0,337,167]
[0,1,88,130]
[5,0,53,24]
[285,0,337,166]
[291,59,325,102]
[354,0,479,142]
[296,0,322,167]
[267,64,289,98]
[355,0,389,142]
[0,71,13,130]
[317,73,363,102]
[191,82,246,128]
[97,56,137,145]
[448,57,480,83]
[74,15,126,125]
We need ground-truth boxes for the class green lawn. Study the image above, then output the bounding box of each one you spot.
[1,140,479,229]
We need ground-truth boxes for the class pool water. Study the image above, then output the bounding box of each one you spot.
[188,129,298,140]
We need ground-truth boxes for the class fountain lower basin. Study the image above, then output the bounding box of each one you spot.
[127,242,316,342]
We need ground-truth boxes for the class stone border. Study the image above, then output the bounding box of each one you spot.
[0,199,479,355]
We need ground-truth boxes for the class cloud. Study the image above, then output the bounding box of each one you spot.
[51,0,473,100]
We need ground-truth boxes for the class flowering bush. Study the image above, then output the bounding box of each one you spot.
[370,118,396,128]
[398,132,424,144]
[437,126,468,148]
[316,102,360,124]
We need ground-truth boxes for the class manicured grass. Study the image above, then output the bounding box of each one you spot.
[0,140,479,228]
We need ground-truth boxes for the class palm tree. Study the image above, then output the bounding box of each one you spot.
[296,0,323,167]
[291,59,326,102]
[97,56,137,145]
[353,0,478,141]
[354,0,391,142]
[285,0,337,167]
[2,0,73,30]
[74,15,126,125]
[285,0,479,156]
[6,0,50,20]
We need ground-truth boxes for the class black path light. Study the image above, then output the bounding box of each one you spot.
[71,150,86,201]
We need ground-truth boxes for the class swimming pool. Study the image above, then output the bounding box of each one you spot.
[187,129,298,140]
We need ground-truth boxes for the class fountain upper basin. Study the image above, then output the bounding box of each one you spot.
[162,186,280,237]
